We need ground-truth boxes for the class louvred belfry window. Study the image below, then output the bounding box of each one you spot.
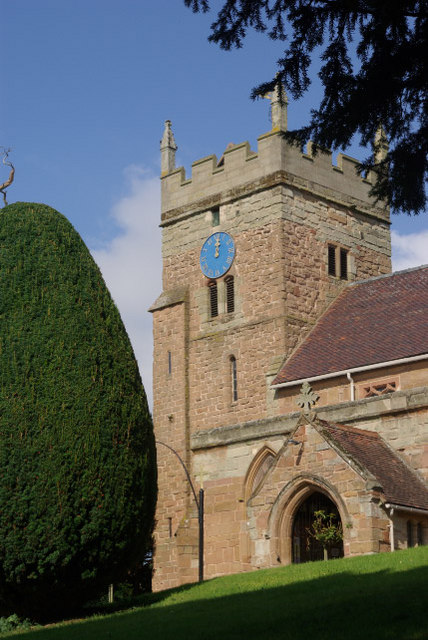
[225,275,235,313]
[209,281,218,318]
[340,248,348,280]
[328,244,349,280]
[328,245,336,276]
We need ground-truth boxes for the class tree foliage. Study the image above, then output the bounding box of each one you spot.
[306,510,343,560]
[184,0,427,215]
[0,203,157,620]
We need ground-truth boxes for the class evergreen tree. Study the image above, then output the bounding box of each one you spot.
[0,203,157,620]
[185,0,427,215]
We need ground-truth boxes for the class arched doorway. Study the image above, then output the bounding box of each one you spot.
[292,491,344,563]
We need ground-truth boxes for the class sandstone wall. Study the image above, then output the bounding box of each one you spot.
[152,124,394,590]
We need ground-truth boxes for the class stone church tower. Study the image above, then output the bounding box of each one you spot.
[150,93,395,590]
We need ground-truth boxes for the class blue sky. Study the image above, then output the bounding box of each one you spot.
[2,1,427,406]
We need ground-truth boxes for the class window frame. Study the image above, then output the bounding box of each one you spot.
[211,207,220,227]
[327,243,350,280]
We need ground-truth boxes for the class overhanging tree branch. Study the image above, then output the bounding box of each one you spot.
[184,0,428,214]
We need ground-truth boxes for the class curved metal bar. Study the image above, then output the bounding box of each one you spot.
[156,439,204,582]
[156,440,199,508]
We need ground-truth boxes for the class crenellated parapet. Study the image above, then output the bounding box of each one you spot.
[161,122,389,226]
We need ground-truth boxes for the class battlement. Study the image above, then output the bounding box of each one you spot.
[160,118,389,225]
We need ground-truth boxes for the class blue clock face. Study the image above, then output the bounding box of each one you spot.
[200,232,235,278]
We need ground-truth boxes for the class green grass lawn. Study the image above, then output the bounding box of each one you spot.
[3,547,428,639]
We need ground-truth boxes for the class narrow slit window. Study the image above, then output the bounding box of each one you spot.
[328,245,336,276]
[340,248,348,280]
[212,207,220,227]
[209,281,218,318]
[231,356,238,402]
[168,351,172,376]
[225,276,235,313]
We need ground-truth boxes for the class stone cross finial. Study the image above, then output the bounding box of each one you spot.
[160,120,177,175]
[374,125,388,165]
[264,78,288,132]
[296,381,319,413]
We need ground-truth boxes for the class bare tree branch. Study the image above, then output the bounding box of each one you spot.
[0,148,15,206]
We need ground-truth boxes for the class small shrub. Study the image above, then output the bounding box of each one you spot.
[0,614,35,633]
[306,510,343,560]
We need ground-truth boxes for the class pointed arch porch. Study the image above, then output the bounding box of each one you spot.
[267,473,350,565]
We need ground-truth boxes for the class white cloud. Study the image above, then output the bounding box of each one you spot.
[91,166,161,410]
[391,230,428,272]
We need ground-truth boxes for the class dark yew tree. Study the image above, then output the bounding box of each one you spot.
[184,0,427,215]
[0,203,157,621]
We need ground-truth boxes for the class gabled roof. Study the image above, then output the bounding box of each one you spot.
[316,420,428,511]
[272,265,428,386]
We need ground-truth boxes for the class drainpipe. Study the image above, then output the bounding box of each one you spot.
[346,371,355,402]
[388,507,395,552]
[383,504,428,552]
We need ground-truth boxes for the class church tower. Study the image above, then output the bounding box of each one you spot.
[150,94,392,590]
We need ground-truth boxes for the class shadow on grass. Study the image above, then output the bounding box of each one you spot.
[10,564,428,640]
[83,579,200,616]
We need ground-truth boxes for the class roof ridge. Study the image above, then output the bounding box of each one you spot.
[319,420,379,439]
[348,263,428,288]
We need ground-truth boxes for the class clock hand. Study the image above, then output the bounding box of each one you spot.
[214,235,221,258]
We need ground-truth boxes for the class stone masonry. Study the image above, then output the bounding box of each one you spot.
[150,96,426,591]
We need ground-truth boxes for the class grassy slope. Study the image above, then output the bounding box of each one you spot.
[5,547,428,640]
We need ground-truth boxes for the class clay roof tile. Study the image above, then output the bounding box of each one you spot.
[272,265,428,385]
[318,420,428,511]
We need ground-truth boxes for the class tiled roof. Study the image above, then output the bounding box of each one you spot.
[272,265,428,386]
[318,420,428,511]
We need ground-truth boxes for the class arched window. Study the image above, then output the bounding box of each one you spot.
[209,281,218,318]
[225,275,235,313]
[245,447,276,500]
[230,355,238,402]
[417,522,423,546]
